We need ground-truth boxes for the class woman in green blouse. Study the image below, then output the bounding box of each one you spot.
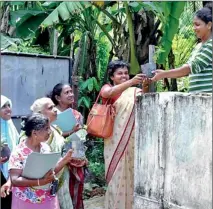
[152,5,212,93]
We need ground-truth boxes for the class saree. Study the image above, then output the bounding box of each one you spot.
[45,126,73,209]
[56,107,87,209]
[104,87,141,209]
[59,108,86,209]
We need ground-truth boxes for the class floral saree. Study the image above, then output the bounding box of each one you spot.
[104,87,141,209]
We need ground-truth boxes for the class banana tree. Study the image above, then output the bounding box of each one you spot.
[39,2,115,116]
[156,1,186,65]
[5,1,188,110]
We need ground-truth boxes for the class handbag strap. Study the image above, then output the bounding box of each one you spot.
[94,88,111,105]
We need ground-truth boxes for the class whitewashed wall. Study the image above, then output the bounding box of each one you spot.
[134,93,212,209]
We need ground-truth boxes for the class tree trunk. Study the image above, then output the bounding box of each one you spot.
[134,10,156,65]
[168,49,178,91]
[0,5,10,34]
[53,29,58,56]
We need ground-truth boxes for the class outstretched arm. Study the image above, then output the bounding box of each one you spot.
[101,74,146,98]
[151,64,190,81]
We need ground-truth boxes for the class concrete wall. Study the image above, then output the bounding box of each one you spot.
[1,52,71,117]
[134,92,212,209]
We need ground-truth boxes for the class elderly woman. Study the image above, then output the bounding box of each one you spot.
[49,83,87,209]
[1,95,19,209]
[8,113,73,209]
[152,5,212,93]
[29,97,73,209]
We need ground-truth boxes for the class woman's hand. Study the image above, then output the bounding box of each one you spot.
[1,181,11,198]
[41,169,55,185]
[63,124,81,137]
[142,77,152,93]
[130,74,146,85]
[62,149,73,164]
[151,70,165,82]
[72,124,81,133]
[53,149,73,174]
[69,158,88,168]
[142,77,152,86]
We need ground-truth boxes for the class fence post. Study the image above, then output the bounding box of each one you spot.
[141,45,156,92]
[53,29,58,56]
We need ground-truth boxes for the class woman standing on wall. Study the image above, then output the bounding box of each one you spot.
[152,5,212,93]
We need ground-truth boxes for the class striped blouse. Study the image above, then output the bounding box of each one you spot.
[187,38,212,93]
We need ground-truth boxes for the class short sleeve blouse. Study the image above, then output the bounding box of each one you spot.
[8,141,54,204]
[100,84,121,104]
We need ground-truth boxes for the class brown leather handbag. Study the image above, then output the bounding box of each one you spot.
[86,92,115,138]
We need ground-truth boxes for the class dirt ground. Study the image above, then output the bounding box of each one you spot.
[84,196,105,209]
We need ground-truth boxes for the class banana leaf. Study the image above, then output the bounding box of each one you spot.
[124,2,140,75]
[41,2,91,27]
[1,34,22,50]
[16,14,47,39]
[157,2,186,65]
[10,10,45,27]
[42,1,59,9]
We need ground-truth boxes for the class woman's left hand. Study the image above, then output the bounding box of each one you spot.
[69,158,88,168]
[63,124,81,137]
[72,124,81,133]
[1,181,11,198]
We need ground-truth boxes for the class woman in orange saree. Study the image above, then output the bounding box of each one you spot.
[100,60,147,209]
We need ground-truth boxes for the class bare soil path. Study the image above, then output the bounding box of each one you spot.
[84,196,105,209]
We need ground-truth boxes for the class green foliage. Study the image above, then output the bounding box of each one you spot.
[124,2,140,75]
[1,34,22,50]
[156,80,167,92]
[96,37,111,85]
[6,41,50,55]
[41,2,91,27]
[172,34,196,67]
[157,2,186,65]
[177,77,189,92]
[10,10,46,39]
[78,36,111,113]
[85,139,105,186]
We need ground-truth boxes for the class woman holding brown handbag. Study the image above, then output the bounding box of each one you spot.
[100,60,148,209]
